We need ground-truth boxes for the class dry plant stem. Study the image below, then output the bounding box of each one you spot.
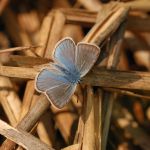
[102,21,127,150]
[44,10,66,58]
[1,95,50,150]
[82,86,95,150]
[94,89,102,150]
[104,88,150,100]
[84,6,129,44]
[0,65,150,91]
[61,8,96,26]
[19,80,35,120]
[0,45,41,54]
[9,55,50,67]
[63,8,150,32]
[36,111,55,146]
[0,120,54,150]
[0,77,21,127]
[35,13,54,56]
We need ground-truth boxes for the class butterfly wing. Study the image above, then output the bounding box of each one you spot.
[35,64,69,92]
[75,42,100,77]
[46,83,76,109]
[53,37,77,72]
[35,64,76,109]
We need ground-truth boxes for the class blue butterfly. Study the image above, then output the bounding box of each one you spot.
[35,37,100,109]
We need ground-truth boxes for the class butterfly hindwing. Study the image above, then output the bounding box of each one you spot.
[46,83,76,109]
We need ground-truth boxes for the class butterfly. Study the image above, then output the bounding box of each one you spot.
[35,37,100,109]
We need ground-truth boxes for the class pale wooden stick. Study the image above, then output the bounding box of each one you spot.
[44,10,66,58]
[35,13,54,56]
[0,120,54,150]
[82,86,95,150]
[19,80,35,120]
[94,89,102,150]
[84,7,129,44]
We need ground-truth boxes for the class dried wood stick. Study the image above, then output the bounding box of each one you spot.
[0,76,21,126]
[84,6,129,44]
[63,8,150,32]
[0,120,54,150]
[44,10,66,58]
[94,89,102,150]
[9,55,49,67]
[61,8,96,26]
[0,65,150,91]
[101,22,127,150]
[104,87,150,100]
[35,12,54,56]
[1,94,50,150]
[82,86,95,150]
[19,80,35,120]
[36,111,55,146]
[0,45,41,54]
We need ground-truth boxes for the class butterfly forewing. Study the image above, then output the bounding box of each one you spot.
[53,38,77,72]
[75,43,100,77]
